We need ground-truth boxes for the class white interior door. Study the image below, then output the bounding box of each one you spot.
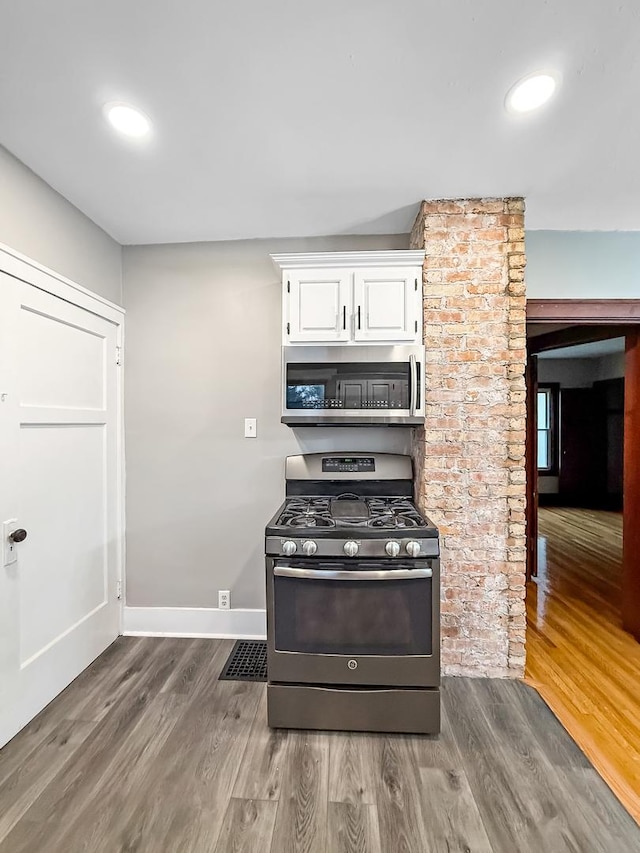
[353,268,420,342]
[0,272,122,748]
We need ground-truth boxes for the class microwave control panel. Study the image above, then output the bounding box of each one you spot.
[322,457,375,473]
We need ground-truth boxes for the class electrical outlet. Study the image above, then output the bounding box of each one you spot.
[219,589,230,610]
[244,418,257,438]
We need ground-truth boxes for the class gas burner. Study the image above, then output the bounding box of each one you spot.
[288,515,335,528]
[367,516,395,529]
[285,499,330,512]
[396,515,422,528]
[367,498,416,511]
[369,515,420,529]
[275,498,334,528]
[365,498,427,529]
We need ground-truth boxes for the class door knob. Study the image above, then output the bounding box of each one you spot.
[10,529,27,543]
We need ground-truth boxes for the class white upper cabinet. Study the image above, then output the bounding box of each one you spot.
[287,269,352,343]
[272,251,425,345]
[353,267,419,342]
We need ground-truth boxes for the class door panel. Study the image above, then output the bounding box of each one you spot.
[559,388,598,504]
[363,280,406,332]
[19,424,108,664]
[592,377,624,509]
[287,270,351,342]
[353,268,419,342]
[0,273,121,748]
[18,306,105,409]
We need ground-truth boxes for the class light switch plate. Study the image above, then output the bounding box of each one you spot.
[244,418,257,438]
[3,519,18,567]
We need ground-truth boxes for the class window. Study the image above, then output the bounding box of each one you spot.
[537,384,559,474]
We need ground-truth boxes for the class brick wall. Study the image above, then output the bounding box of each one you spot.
[410,198,527,678]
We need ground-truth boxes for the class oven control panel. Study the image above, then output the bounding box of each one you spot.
[322,456,375,473]
[265,536,440,559]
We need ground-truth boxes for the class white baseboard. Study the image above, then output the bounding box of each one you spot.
[122,606,266,639]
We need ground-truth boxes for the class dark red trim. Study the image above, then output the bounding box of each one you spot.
[525,352,538,581]
[623,332,640,641]
[527,299,640,323]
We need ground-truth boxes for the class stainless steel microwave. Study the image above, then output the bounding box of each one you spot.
[281,345,425,426]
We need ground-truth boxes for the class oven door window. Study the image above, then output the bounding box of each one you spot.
[286,362,411,410]
[273,567,432,656]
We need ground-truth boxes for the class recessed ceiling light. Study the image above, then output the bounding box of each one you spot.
[505,72,559,114]
[104,102,151,138]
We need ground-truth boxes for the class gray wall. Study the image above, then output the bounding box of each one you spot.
[593,350,625,382]
[526,231,640,298]
[0,145,122,304]
[538,351,626,388]
[538,357,597,388]
[122,234,410,609]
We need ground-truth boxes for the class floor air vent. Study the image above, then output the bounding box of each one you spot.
[219,640,267,682]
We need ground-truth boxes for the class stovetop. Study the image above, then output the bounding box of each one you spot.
[266,494,438,543]
[274,496,431,532]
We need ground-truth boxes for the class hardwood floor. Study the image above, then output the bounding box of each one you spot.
[526,507,640,824]
[1,636,638,852]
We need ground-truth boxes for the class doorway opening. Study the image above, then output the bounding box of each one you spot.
[531,335,625,654]
[524,307,640,820]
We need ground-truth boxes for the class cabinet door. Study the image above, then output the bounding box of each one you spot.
[286,270,352,343]
[353,268,420,342]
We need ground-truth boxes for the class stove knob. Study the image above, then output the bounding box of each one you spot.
[282,540,297,556]
[343,540,359,557]
[406,540,421,558]
[302,540,317,557]
[385,541,400,558]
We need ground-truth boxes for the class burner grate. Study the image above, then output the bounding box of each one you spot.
[219,640,267,682]
[274,496,427,530]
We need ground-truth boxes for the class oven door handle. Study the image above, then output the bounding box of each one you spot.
[274,566,432,581]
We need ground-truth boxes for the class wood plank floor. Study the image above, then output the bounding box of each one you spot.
[1,636,638,852]
[526,506,640,824]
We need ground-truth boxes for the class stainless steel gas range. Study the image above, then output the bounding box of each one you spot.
[265,452,440,734]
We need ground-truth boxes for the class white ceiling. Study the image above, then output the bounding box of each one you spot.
[1,1,639,245]
[538,337,626,359]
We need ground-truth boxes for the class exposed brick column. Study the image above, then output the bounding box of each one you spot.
[410,198,527,677]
